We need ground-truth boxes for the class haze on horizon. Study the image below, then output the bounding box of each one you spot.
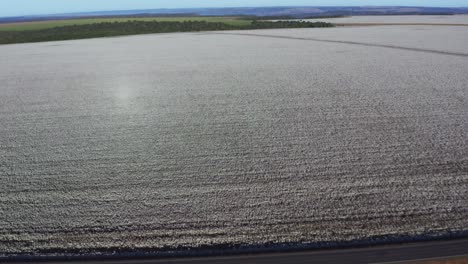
[0,0,467,17]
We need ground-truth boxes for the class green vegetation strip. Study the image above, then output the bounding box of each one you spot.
[0,17,252,31]
[0,20,334,44]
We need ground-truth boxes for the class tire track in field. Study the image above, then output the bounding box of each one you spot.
[212,32,468,58]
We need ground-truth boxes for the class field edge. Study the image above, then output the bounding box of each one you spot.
[2,230,468,262]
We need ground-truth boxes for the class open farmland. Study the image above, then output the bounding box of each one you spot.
[0,23,468,258]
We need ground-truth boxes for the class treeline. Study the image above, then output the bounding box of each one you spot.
[0,20,333,44]
[250,20,333,29]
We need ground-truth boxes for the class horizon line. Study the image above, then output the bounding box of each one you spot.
[1,5,468,19]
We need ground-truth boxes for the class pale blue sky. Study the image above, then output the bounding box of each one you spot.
[0,0,467,17]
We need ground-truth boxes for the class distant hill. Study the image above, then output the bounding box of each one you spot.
[2,6,468,23]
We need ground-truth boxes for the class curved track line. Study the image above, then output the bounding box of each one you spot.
[213,32,468,58]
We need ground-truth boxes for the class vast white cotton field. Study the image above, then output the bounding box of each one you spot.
[0,23,467,257]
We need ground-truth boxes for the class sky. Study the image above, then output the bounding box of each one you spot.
[0,0,467,17]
